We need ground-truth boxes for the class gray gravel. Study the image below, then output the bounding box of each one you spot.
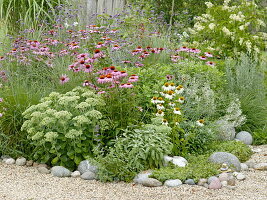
[0,145,267,200]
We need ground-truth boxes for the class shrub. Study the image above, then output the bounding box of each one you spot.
[95,123,173,182]
[188,0,266,57]
[253,126,267,145]
[150,155,220,183]
[21,87,108,170]
[210,140,253,162]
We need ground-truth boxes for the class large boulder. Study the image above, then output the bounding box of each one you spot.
[77,160,98,175]
[235,131,253,145]
[51,166,71,177]
[209,152,241,171]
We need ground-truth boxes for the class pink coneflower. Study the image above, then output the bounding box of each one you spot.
[97,75,107,84]
[96,42,105,48]
[135,62,144,67]
[122,60,131,64]
[204,52,213,57]
[176,46,189,52]
[119,71,128,78]
[77,53,89,59]
[112,44,120,50]
[84,64,93,73]
[189,48,201,53]
[59,74,70,84]
[128,75,138,82]
[97,91,106,94]
[83,80,90,86]
[136,46,143,52]
[0,56,5,61]
[206,61,216,66]
[119,83,133,88]
[131,50,139,55]
[199,56,207,60]
[166,75,174,80]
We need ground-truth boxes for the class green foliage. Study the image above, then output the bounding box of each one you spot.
[21,87,108,170]
[150,155,220,182]
[225,55,267,132]
[188,0,266,57]
[210,140,253,162]
[0,0,69,31]
[253,126,267,145]
[96,123,173,182]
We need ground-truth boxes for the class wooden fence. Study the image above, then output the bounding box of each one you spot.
[73,0,126,24]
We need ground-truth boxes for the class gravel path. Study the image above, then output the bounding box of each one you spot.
[0,145,267,200]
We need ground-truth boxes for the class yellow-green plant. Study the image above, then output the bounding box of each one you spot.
[21,87,108,170]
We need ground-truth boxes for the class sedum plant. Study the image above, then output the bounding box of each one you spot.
[21,87,108,170]
[188,0,267,57]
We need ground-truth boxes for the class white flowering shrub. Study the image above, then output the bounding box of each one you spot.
[188,0,267,56]
[21,87,108,169]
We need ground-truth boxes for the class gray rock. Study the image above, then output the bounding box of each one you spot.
[141,178,162,187]
[77,160,98,174]
[203,183,209,188]
[219,173,229,182]
[171,156,188,167]
[240,163,249,171]
[235,131,253,145]
[71,171,81,178]
[208,178,222,189]
[209,152,241,171]
[1,155,10,160]
[208,176,218,184]
[254,163,267,171]
[5,158,15,165]
[236,173,246,180]
[37,167,50,174]
[80,171,96,180]
[51,166,71,177]
[164,179,182,187]
[133,170,153,184]
[245,162,255,168]
[216,120,236,141]
[185,179,195,185]
[197,178,208,186]
[15,157,26,166]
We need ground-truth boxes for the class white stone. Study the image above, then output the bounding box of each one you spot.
[16,157,27,166]
[236,173,246,180]
[133,170,153,184]
[240,163,249,171]
[221,181,228,187]
[164,179,182,187]
[171,156,188,167]
[71,171,81,178]
[5,158,15,165]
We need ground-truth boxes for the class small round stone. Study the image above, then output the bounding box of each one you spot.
[164,179,182,187]
[221,181,228,187]
[208,178,222,189]
[184,179,195,185]
[37,167,51,174]
[219,173,229,182]
[5,158,15,165]
[26,160,34,167]
[236,173,246,180]
[15,157,26,166]
[197,178,208,186]
[71,171,81,178]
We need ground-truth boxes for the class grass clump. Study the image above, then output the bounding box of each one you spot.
[150,155,220,183]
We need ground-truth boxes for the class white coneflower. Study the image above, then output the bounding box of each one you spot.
[178,97,185,104]
[169,102,176,107]
[173,107,182,115]
[196,119,205,126]
[156,110,164,117]
[169,83,176,90]
[162,83,171,91]
[208,23,215,30]
[162,119,168,125]
[151,97,158,104]
[165,91,175,100]
[175,85,184,94]
[157,104,165,110]
[157,97,165,104]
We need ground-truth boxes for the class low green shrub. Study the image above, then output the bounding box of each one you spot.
[211,140,253,162]
[95,123,173,182]
[21,87,108,170]
[150,155,220,182]
[253,126,267,145]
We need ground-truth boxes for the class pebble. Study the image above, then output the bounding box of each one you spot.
[184,179,195,185]
[236,173,246,181]
[141,178,162,187]
[15,157,26,166]
[197,178,208,186]
[26,160,34,167]
[71,171,81,178]
[5,158,15,165]
[80,171,96,180]
[219,173,229,182]
[240,163,249,171]
[37,167,50,174]
[227,176,236,186]
[221,181,228,187]
[203,183,209,189]
[164,179,182,187]
[254,163,267,171]
[208,178,222,189]
[245,162,255,168]
[208,176,218,184]
[32,162,39,167]
[51,166,71,177]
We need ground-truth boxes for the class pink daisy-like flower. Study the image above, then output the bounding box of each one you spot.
[189,48,201,53]
[176,46,189,52]
[122,60,131,64]
[135,62,144,67]
[0,56,5,61]
[199,56,207,60]
[59,74,70,84]
[83,80,90,86]
[77,53,89,59]
[166,75,174,80]
[112,44,121,51]
[95,42,105,48]
[84,64,93,73]
[206,61,216,66]
[119,83,133,88]
[97,91,106,94]
[204,52,213,57]
[0,98,3,102]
